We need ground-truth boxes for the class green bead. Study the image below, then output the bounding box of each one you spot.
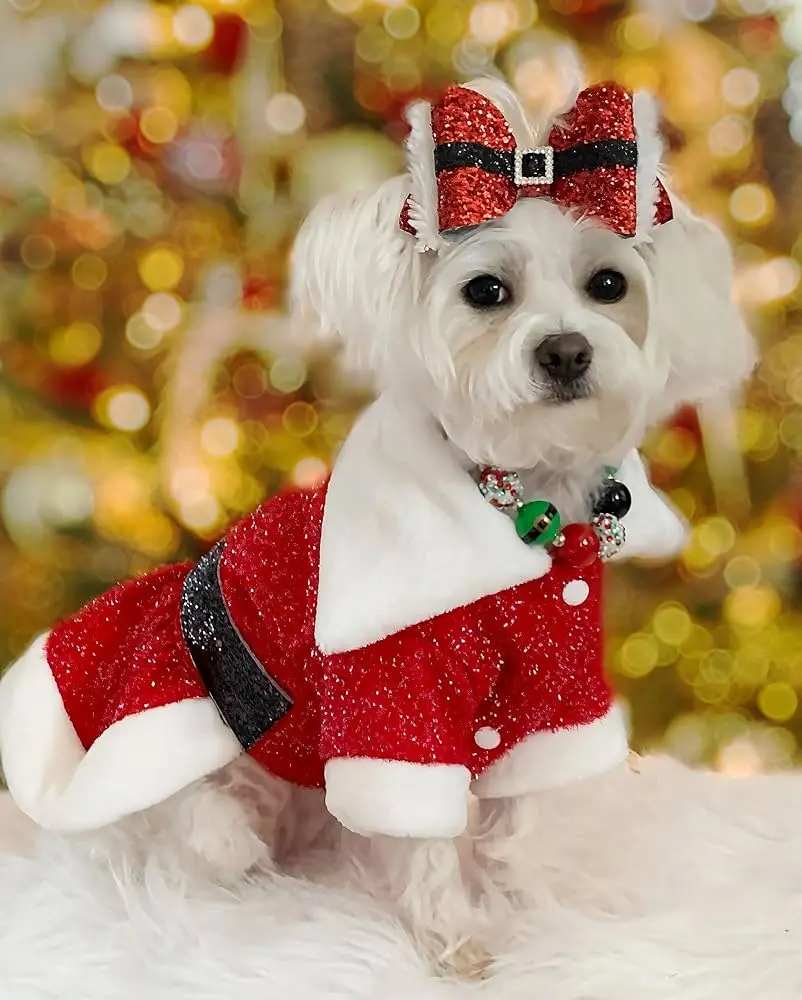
[515,501,562,546]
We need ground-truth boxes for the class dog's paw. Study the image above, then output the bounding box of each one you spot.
[402,898,497,981]
[181,786,272,883]
[434,936,494,981]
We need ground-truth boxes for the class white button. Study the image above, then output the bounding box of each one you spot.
[562,579,590,606]
[474,726,501,750]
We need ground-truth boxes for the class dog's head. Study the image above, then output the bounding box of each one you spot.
[291,79,755,472]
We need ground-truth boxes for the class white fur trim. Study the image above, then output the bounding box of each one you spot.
[324,757,471,837]
[0,635,85,825]
[315,402,685,654]
[471,703,629,799]
[632,91,663,242]
[315,397,552,655]
[614,449,689,561]
[403,101,443,252]
[0,634,241,832]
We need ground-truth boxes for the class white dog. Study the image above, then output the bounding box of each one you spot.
[0,77,757,977]
[284,76,757,969]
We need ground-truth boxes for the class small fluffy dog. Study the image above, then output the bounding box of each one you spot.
[0,78,756,974]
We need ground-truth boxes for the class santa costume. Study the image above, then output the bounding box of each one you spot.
[0,82,688,839]
[0,395,686,839]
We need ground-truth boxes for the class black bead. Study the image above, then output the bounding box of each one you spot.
[592,480,632,519]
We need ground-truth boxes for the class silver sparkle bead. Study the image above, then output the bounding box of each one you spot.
[592,512,626,561]
[478,467,523,509]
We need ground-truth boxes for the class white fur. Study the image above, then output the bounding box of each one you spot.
[0,634,240,832]
[179,781,271,880]
[609,449,689,559]
[6,757,802,996]
[632,91,663,241]
[403,101,443,252]
[289,175,424,378]
[644,195,757,421]
[325,758,471,837]
[472,702,628,799]
[314,395,553,654]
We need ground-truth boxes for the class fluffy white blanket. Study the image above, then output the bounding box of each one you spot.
[2,756,802,1000]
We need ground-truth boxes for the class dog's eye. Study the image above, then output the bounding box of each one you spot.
[585,269,628,304]
[463,275,510,309]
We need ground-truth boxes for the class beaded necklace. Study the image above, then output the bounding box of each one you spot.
[477,466,632,569]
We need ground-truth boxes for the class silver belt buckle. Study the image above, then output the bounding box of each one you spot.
[514,146,554,186]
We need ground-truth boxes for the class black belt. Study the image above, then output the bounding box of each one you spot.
[434,138,637,184]
[179,542,293,750]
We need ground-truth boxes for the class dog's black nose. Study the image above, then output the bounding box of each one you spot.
[534,333,593,383]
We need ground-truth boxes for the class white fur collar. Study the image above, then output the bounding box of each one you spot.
[610,448,689,562]
[314,397,688,655]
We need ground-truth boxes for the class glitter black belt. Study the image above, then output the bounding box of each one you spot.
[434,138,637,183]
[179,541,293,750]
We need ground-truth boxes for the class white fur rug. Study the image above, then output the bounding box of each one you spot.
[3,757,802,999]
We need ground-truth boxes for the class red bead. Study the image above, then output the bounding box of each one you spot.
[553,523,600,569]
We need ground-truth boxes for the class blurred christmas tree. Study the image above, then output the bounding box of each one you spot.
[0,0,801,773]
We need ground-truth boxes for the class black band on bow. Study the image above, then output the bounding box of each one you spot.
[434,139,637,182]
[180,541,293,750]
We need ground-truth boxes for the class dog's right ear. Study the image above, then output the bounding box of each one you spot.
[290,175,422,378]
[642,195,757,421]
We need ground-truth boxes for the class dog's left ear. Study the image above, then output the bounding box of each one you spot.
[290,175,422,378]
[640,196,757,420]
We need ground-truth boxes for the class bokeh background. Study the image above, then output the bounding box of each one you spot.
[0,0,799,773]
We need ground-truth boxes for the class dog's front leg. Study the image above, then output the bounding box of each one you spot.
[472,794,545,908]
[473,786,618,911]
[137,760,295,884]
[342,831,496,978]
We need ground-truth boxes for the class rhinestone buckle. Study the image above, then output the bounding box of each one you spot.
[514,146,554,187]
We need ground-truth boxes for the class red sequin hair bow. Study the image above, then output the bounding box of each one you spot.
[400,82,673,250]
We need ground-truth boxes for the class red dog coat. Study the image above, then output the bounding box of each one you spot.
[0,398,687,837]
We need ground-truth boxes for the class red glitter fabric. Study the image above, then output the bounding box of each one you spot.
[44,484,611,790]
[550,82,636,147]
[218,486,327,788]
[320,558,607,780]
[47,563,205,751]
[431,86,517,150]
[547,164,638,239]
[655,181,674,225]
[544,83,637,234]
[432,86,518,231]
[402,80,673,240]
[438,167,517,232]
[398,198,415,235]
